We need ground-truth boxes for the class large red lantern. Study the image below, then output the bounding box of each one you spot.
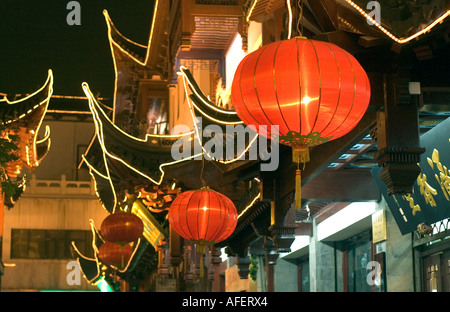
[98,241,133,268]
[168,187,237,251]
[231,37,371,208]
[100,211,144,245]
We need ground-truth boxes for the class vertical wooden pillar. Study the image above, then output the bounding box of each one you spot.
[376,68,425,194]
[183,244,193,281]
[169,226,182,290]
[266,263,275,292]
[157,245,169,278]
[264,237,278,292]
[342,250,348,292]
[120,279,129,292]
[236,251,250,279]
[297,264,302,292]
[262,171,295,254]
[0,189,4,290]
[180,0,195,51]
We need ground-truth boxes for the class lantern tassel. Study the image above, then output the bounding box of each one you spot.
[196,243,205,253]
[200,255,204,278]
[293,148,309,210]
[295,169,301,209]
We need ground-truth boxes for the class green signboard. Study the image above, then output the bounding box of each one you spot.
[372,116,450,235]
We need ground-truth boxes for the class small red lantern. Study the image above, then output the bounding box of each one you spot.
[98,241,132,268]
[168,187,238,250]
[100,211,144,245]
[231,37,371,208]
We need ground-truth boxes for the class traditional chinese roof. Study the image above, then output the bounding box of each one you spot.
[0,70,53,206]
[103,7,170,133]
[81,80,258,208]
[81,82,190,212]
[178,66,244,126]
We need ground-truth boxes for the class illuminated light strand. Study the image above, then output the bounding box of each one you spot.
[29,71,53,168]
[238,192,261,219]
[104,9,145,123]
[144,0,159,65]
[246,0,258,22]
[71,220,102,284]
[25,146,30,166]
[46,110,93,115]
[189,100,243,125]
[179,71,260,165]
[82,82,194,143]
[179,66,243,117]
[1,69,53,126]
[35,125,51,152]
[110,238,142,273]
[82,156,112,214]
[344,0,450,44]
[83,76,258,213]
[101,12,147,49]
[1,70,53,169]
[103,9,151,66]
[51,94,109,101]
[72,220,142,283]
[182,75,259,164]
[287,0,293,39]
[104,3,160,122]
[81,155,110,181]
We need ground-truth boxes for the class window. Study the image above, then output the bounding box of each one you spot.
[298,259,310,292]
[11,229,92,260]
[343,231,373,292]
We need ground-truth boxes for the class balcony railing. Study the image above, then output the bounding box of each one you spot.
[23,174,96,198]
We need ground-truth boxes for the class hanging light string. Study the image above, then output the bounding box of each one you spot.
[200,151,207,188]
[296,0,304,37]
[287,0,450,44]
[287,0,293,39]
[286,0,305,39]
[344,0,450,44]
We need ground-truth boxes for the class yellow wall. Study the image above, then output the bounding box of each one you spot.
[1,176,108,291]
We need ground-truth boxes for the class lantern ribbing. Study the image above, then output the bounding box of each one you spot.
[168,187,238,250]
[231,37,370,209]
[231,37,370,146]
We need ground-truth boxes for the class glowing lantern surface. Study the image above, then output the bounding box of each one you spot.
[231,37,370,147]
[168,187,237,248]
[100,212,144,245]
[98,241,132,267]
[231,37,371,208]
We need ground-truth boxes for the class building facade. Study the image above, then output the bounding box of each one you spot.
[1,0,450,292]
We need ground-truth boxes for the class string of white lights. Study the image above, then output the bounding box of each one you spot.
[344,0,450,44]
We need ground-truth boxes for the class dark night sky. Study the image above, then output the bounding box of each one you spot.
[0,1,154,99]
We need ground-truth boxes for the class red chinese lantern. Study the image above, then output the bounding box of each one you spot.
[98,241,133,268]
[231,37,371,208]
[168,187,237,251]
[100,211,144,245]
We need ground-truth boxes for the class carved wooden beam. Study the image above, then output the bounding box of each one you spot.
[301,169,380,202]
[305,0,339,32]
[376,69,425,194]
[180,0,244,51]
